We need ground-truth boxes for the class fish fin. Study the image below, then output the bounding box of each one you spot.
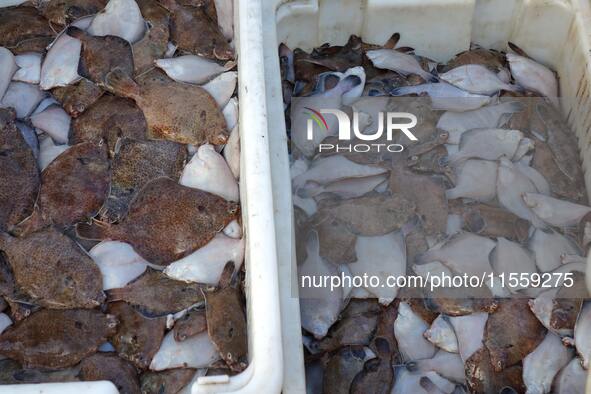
[508,42,529,57]
[65,26,86,40]
[104,68,140,99]
[75,220,110,240]
[395,46,414,53]
[10,210,44,238]
[157,0,179,12]
[105,288,127,302]
[383,33,400,49]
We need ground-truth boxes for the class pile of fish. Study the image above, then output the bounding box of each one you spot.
[282,35,591,393]
[0,0,246,392]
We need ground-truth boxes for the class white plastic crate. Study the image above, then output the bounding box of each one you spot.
[0,0,285,393]
[259,0,591,392]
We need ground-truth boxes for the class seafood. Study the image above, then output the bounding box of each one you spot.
[87,0,145,43]
[79,353,141,394]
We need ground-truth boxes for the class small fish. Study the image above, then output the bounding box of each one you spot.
[132,0,170,74]
[528,228,580,272]
[490,237,537,292]
[180,143,238,202]
[202,70,237,107]
[149,330,220,370]
[407,350,465,383]
[349,230,407,305]
[506,47,558,103]
[71,94,147,155]
[66,26,134,86]
[15,142,110,236]
[310,216,357,265]
[574,301,591,368]
[446,159,497,202]
[140,368,197,394]
[0,7,54,53]
[79,353,141,394]
[51,78,104,118]
[0,47,16,99]
[108,301,166,369]
[13,52,41,84]
[0,309,117,369]
[424,315,458,353]
[448,128,522,164]
[465,347,525,394]
[1,81,46,118]
[390,82,492,112]
[523,192,591,227]
[444,47,506,72]
[484,299,546,372]
[172,307,207,341]
[323,346,375,394]
[0,109,39,232]
[554,358,587,394]
[87,0,145,44]
[523,333,573,393]
[529,288,570,336]
[447,312,488,362]
[37,135,69,170]
[39,0,108,26]
[39,33,81,90]
[417,232,496,279]
[0,228,105,308]
[349,357,394,394]
[89,241,149,290]
[107,268,205,317]
[497,157,546,228]
[30,105,71,144]
[205,280,247,371]
[299,231,345,339]
[0,359,80,385]
[164,233,244,285]
[392,368,455,394]
[394,302,436,361]
[156,55,233,84]
[102,138,187,222]
[159,0,233,60]
[439,64,519,95]
[105,68,228,145]
[366,49,435,82]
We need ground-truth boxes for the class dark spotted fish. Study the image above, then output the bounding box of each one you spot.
[79,353,141,394]
[323,346,374,394]
[71,94,148,155]
[0,309,117,369]
[40,0,108,26]
[77,177,239,265]
[173,308,207,341]
[14,142,110,236]
[106,268,206,317]
[133,0,171,75]
[0,228,104,309]
[0,108,39,232]
[158,0,233,60]
[52,78,104,118]
[105,68,228,146]
[0,359,80,384]
[140,368,196,394]
[101,138,187,223]
[66,26,134,87]
[108,301,166,369]
[0,7,54,54]
[465,347,525,394]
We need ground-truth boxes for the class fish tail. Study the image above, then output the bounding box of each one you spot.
[65,26,86,40]
[75,220,110,240]
[104,68,140,99]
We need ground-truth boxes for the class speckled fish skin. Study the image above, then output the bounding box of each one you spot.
[316,194,415,236]
[205,286,247,372]
[108,301,166,369]
[40,0,108,26]
[71,94,147,155]
[464,347,525,394]
[101,138,187,223]
[52,78,104,118]
[79,353,141,394]
[0,228,105,309]
[158,0,233,60]
[140,368,197,394]
[550,272,587,331]
[0,109,39,232]
[173,308,207,341]
[424,285,498,317]
[66,26,134,86]
[322,346,375,394]
[484,299,546,372]
[453,202,530,242]
[106,268,206,317]
[0,309,117,369]
[15,142,110,236]
[0,359,80,384]
[78,177,239,265]
[0,7,54,51]
[133,0,170,75]
[311,216,357,265]
[105,68,228,146]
